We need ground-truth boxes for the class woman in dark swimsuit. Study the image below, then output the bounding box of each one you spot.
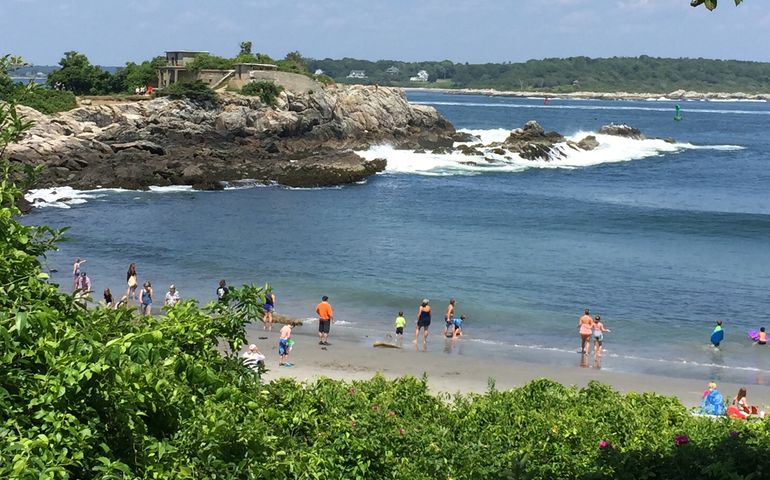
[415,299,432,343]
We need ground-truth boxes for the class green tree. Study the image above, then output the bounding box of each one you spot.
[46,51,111,95]
[239,41,253,56]
[110,56,166,93]
[277,50,307,74]
[188,53,234,71]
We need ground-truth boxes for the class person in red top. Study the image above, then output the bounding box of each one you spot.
[316,296,334,346]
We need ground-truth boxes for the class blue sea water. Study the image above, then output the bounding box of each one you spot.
[25,92,770,384]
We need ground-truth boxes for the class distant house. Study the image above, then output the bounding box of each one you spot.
[347,70,367,79]
[409,70,429,82]
[385,66,400,76]
[314,69,325,76]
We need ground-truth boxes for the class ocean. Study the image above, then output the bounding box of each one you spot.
[24,91,770,385]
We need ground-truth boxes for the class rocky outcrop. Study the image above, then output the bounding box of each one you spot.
[8,85,455,189]
[501,120,567,160]
[598,124,645,140]
[453,121,663,162]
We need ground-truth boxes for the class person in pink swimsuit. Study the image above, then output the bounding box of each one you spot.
[577,308,594,355]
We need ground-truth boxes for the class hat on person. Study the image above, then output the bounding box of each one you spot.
[169,284,175,289]
[422,298,430,305]
[708,382,717,390]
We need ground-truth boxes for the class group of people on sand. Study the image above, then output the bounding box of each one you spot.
[71,258,182,316]
[577,308,610,357]
[412,298,465,343]
[701,382,766,419]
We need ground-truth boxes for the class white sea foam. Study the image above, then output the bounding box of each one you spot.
[26,184,198,209]
[358,129,741,176]
[24,187,103,209]
[148,185,194,193]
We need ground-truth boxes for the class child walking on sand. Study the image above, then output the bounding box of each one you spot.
[395,312,407,337]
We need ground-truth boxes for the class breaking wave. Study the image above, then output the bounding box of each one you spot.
[356,129,744,176]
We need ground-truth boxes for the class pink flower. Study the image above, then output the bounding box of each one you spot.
[675,434,689,446]
[399,428,406,435]
[372,404,380,412]
[387,411,396,417]
[598,440,611,449]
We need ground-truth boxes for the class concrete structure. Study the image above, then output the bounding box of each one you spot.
[166,51,208,66]
[156,51,319,93]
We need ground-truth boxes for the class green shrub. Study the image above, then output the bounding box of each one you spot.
[155,80,217,103]
[315,74,335,86]
[241,80,283,105]
[16,87,77,113]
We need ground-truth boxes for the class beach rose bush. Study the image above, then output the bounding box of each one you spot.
[2,98,770,479]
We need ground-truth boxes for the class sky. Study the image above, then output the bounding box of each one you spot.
[2,0,770,66]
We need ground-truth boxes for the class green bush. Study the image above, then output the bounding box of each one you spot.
[315,74,335,86]
[16,87,77,114]
[241,80,283,105]
[155,80,218,103]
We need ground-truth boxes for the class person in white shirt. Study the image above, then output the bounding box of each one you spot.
[242,344,266,371]
[164,284,180,306]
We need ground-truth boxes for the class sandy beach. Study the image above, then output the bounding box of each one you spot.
[246,321,770,408]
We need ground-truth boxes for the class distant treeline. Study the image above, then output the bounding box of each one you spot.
[306,56,770,93]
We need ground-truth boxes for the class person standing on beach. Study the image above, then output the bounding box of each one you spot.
[278,324,293,366]
[72,257,86,290]
[217,279,229,303]
[415,299,432,343]
[444,299,456,337]
[263,290,276,331]
[578,308,593,354]
[316,296,334,345]
[164,284,180,307]
[140,281,153,316]
[126,263,138,304]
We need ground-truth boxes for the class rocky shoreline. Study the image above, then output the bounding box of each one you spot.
[8,85,456,191]
[406,87,770,102]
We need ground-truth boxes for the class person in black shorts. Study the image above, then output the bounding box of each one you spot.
[316,296,334,345]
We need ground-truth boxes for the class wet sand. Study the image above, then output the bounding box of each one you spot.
[246,322,770,408]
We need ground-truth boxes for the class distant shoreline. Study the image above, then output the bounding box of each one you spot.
[403,86,770,102]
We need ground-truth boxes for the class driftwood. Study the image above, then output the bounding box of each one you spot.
[260,313,303,327]
[373,341,402,349]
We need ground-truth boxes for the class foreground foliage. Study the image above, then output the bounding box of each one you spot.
[2,97,769,479]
